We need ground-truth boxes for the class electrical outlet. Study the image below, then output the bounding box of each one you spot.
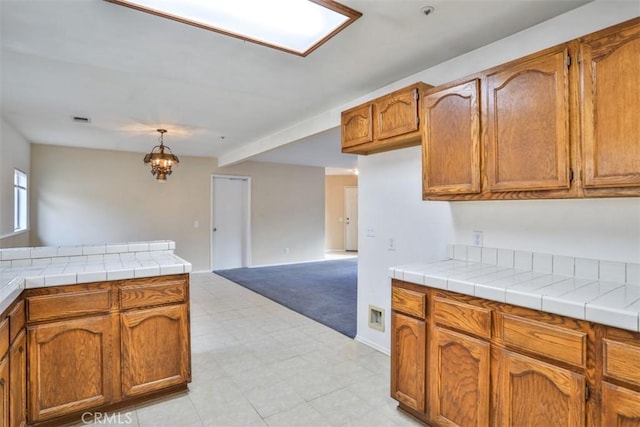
[367,227,375,237]
[472,230,483,247]
[285,247,290,255]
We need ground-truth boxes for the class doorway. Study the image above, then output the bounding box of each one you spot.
[344,186,358,251]
[211,175,251,270]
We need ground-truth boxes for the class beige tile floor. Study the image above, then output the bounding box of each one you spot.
[78,272,422,427]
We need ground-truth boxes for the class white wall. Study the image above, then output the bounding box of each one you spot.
[0,117,30,247]
[30,144,325,270]
[451,199,640,262]
[356,4,640,353]
[356,146,453,353]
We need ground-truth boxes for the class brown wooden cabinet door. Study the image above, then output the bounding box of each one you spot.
[390,311,426,413]
[28,315,114,422]
[429,327,489,426]
[485,47,571,192]
[581,20,640,189]
[341,104,373,149]
[0,356,9,427]
[375,87,419,140]
[121,304,190,398]
[496,349,585,427]
[9,331,26,427]
[423,79,481,196]
[602,382,640,426]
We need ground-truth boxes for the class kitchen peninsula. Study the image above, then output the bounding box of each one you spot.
[390,244,640,426]
[0,240,192,426]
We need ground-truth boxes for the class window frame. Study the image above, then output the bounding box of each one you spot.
[14,169,28,232]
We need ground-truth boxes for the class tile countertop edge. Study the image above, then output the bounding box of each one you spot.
[0,241,192,314]
[392,261,640,333]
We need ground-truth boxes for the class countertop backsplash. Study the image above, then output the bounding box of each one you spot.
[446,244,638,285]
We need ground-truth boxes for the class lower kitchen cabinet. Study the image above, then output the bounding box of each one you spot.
[391,281,640,427]
[121,303,190,397]
[9,330,26,427]
[0,300,28,427]
[429,327,489,426]
[27,314,116,422]
[600,327,640,426]
[601,382,640,426]
[0,355,9,426]
[24,274,191,425]
[391,282,428,416]
[390,311,426,413]
[495,349,585,427]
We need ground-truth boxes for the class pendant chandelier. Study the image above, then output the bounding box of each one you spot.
[143,129,179,182]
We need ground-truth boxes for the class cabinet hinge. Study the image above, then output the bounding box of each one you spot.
[569,168,574,183]
[567,53,572,68]
[414,89,419,101]
[585,384,590,401]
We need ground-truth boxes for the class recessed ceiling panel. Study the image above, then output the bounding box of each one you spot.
[104,0,362,56]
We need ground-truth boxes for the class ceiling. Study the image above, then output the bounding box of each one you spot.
[1,0,591,172]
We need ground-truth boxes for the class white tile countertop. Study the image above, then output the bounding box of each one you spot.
[390,244,640,332]
[0,240,192,314]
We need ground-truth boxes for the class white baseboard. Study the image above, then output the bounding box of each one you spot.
[355,334,390,356]
[249,257,352,268]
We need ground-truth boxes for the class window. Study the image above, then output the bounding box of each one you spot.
[14,169,27,232]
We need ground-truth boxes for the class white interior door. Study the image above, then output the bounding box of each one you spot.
[211,175,250,270]
[344,186,358,251]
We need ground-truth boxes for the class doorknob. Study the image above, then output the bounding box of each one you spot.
[213,227,217,232]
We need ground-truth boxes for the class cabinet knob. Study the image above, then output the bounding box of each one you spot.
[19,346,24,353]
[0,379,4,386]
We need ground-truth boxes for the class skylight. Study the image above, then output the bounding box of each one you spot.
[105,0,362,56]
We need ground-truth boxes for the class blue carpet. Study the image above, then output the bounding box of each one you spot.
[214,258,357,338]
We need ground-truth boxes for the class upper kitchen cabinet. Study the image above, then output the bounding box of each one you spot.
[421,17,640,201]
[341,104,373,149]
[485,45,572,193]
[580,18,640,194]
[423,78,481,196]
[341,82,431,155]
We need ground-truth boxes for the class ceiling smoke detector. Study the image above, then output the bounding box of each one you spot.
[421,6,435,16]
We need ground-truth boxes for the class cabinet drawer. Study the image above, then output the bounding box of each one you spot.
[119,278,187,310]
[27,290,112,322]
[434,296,491,339]
[502,314,587,367]
[0,319,8,358]
[603,338,640,387]
[392,287,426,319]
[8,299,25,342]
